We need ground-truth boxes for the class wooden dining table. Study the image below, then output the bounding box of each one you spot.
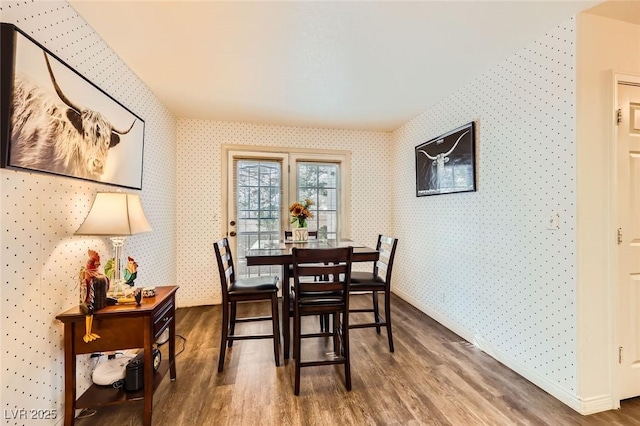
[245,238,379,359]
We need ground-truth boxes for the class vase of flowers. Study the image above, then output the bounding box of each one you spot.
[289,198,314,242]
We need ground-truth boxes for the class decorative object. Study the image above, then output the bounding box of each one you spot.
[124,256,138,286]
[289,198,314,242]
[415,121,476,196]
[142,287,156,298]
[75,192,152,297]
[78,249,109,343]
[293,227,309,243]
[0,23,145,189]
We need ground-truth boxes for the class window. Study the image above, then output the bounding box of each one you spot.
[296,162,339,239]
[223,146,351,278]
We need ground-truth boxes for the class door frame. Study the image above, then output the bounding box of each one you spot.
[224,150,289,261]
[221,144,352,247]
[611,72,640,405]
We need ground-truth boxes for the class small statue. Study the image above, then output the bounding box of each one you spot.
[79,250,109,343]
[124,256,138,286]
[104,258,115,282]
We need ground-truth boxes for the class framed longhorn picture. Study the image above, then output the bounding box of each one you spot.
[0,23,145,189]
[415,122,476,197]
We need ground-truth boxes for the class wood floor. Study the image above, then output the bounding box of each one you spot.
[76,294,640,425]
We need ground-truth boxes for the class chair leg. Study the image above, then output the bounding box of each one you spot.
[229,301,237,347]
[332,312,339,354]
[293,304,301,395]
[218,302,229,372]
[319,313,329,332]
[342,311,351,391]
[385,291,394,352]
[372,291,381,334]
[271,293,280,367]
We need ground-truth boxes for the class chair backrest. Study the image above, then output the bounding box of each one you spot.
[373,235,398,285]
[214,238,235,298]
[292,247,353,298]
[284,230,318,240]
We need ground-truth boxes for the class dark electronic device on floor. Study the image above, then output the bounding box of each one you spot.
[124,349,162,392]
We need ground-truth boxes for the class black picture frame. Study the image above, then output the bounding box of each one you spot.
[0,23,145,189]
[415,122,476,196]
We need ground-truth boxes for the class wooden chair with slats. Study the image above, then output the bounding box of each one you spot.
[283,230,329,330]
[291,246,353,395]
[348,235,398,352]
[214,237,280,372]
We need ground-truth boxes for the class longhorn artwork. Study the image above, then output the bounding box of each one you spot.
[415,121,476,196]
[0,23,145,189]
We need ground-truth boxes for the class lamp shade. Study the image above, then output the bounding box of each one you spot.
[75,192,152,237]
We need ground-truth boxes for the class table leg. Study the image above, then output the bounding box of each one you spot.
[64,323,76,426]
[283,265,291,359]
[143,319,153,426]
[169,302,177,380]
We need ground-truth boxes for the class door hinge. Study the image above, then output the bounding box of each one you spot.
[616,108,622,125]
[619,346,623,364]
[618,228,623,245]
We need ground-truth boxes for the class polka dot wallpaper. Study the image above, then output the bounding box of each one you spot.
[0,1,177,422]
[177,120,392,306]
[390,18,578,394]
[0,0,585,419]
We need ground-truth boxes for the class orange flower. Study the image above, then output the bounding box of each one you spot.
[289,199,314,226]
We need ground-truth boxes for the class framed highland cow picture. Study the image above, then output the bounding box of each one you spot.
[0,23,145,189]
[415,122,476,197]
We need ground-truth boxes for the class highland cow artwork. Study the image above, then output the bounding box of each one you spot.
[415,122,476,197]
[0,23,145,189]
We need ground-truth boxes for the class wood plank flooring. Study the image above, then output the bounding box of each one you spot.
[76,294,640,425]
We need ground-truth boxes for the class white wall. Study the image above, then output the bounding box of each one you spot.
[176,120,392,306]
[576,12,640,406]
[390,17,582,411]
[0,1,177,423]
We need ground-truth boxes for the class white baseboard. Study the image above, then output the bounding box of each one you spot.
[392,289,615,415]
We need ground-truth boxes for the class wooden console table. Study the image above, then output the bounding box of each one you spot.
[56,285,178,426]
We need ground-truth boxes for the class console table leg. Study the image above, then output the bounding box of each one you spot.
[64,323,76,426]
[144,320,153,426]
[169,311,177,380]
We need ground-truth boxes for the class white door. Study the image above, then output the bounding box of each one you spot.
[617,82,640,399]
[224,148,348,278]
[227,151,289,278]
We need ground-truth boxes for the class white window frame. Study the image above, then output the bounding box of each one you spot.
[222,145,351,241]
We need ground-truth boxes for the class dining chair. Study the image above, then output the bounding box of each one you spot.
[348,235,398,352]
[214,237,280,372]
[291,246,353,395]
[283,230,329,330]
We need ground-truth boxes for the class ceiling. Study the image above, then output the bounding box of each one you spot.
[68,0,614,132]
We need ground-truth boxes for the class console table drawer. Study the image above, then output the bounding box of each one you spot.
[153,299,173,338]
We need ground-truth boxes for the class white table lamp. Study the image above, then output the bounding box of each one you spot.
[75,192,152,290]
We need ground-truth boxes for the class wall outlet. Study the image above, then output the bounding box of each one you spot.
[546,212,560,230]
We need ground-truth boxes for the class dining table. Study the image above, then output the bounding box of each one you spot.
[245,238,379,359]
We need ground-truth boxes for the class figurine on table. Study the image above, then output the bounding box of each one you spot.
[124,257,138,286]
[125,257,142,304]
[79,249,109,343]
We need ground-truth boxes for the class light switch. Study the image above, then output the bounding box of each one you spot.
[546,212,560,230]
